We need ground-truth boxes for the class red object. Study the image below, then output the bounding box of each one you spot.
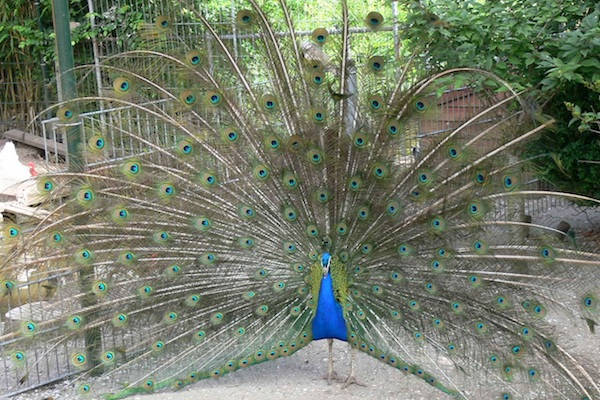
[28,162,38,176]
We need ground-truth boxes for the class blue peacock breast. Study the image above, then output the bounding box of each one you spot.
[311,252,349,341]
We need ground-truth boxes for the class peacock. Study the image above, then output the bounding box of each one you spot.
[1,1,599,399]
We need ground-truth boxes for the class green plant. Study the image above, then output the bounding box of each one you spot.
[399,0,600,197]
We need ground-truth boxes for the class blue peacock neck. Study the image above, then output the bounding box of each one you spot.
[311,252,348,341]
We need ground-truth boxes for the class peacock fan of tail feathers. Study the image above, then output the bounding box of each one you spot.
[1,1,600,399]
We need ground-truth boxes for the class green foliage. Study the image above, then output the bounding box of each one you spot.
[402,0,600,197]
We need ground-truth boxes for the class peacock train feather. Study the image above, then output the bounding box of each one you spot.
[1,1,599,399]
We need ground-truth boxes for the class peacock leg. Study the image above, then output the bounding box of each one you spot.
[342,345,366,388]
[322,338,340,384]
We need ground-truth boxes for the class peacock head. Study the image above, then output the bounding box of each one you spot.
[321,252,331,275]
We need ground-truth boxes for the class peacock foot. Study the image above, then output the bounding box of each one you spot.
[342,374,367,388]
[322,370,342,385]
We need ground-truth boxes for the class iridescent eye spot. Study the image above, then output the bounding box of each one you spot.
[528,369,537,377]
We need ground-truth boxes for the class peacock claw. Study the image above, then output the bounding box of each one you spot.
[342,375,366,388]
[322,370,342,385]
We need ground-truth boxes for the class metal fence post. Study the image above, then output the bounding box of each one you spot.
[51,0,82,168]
[51,0,102,376]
